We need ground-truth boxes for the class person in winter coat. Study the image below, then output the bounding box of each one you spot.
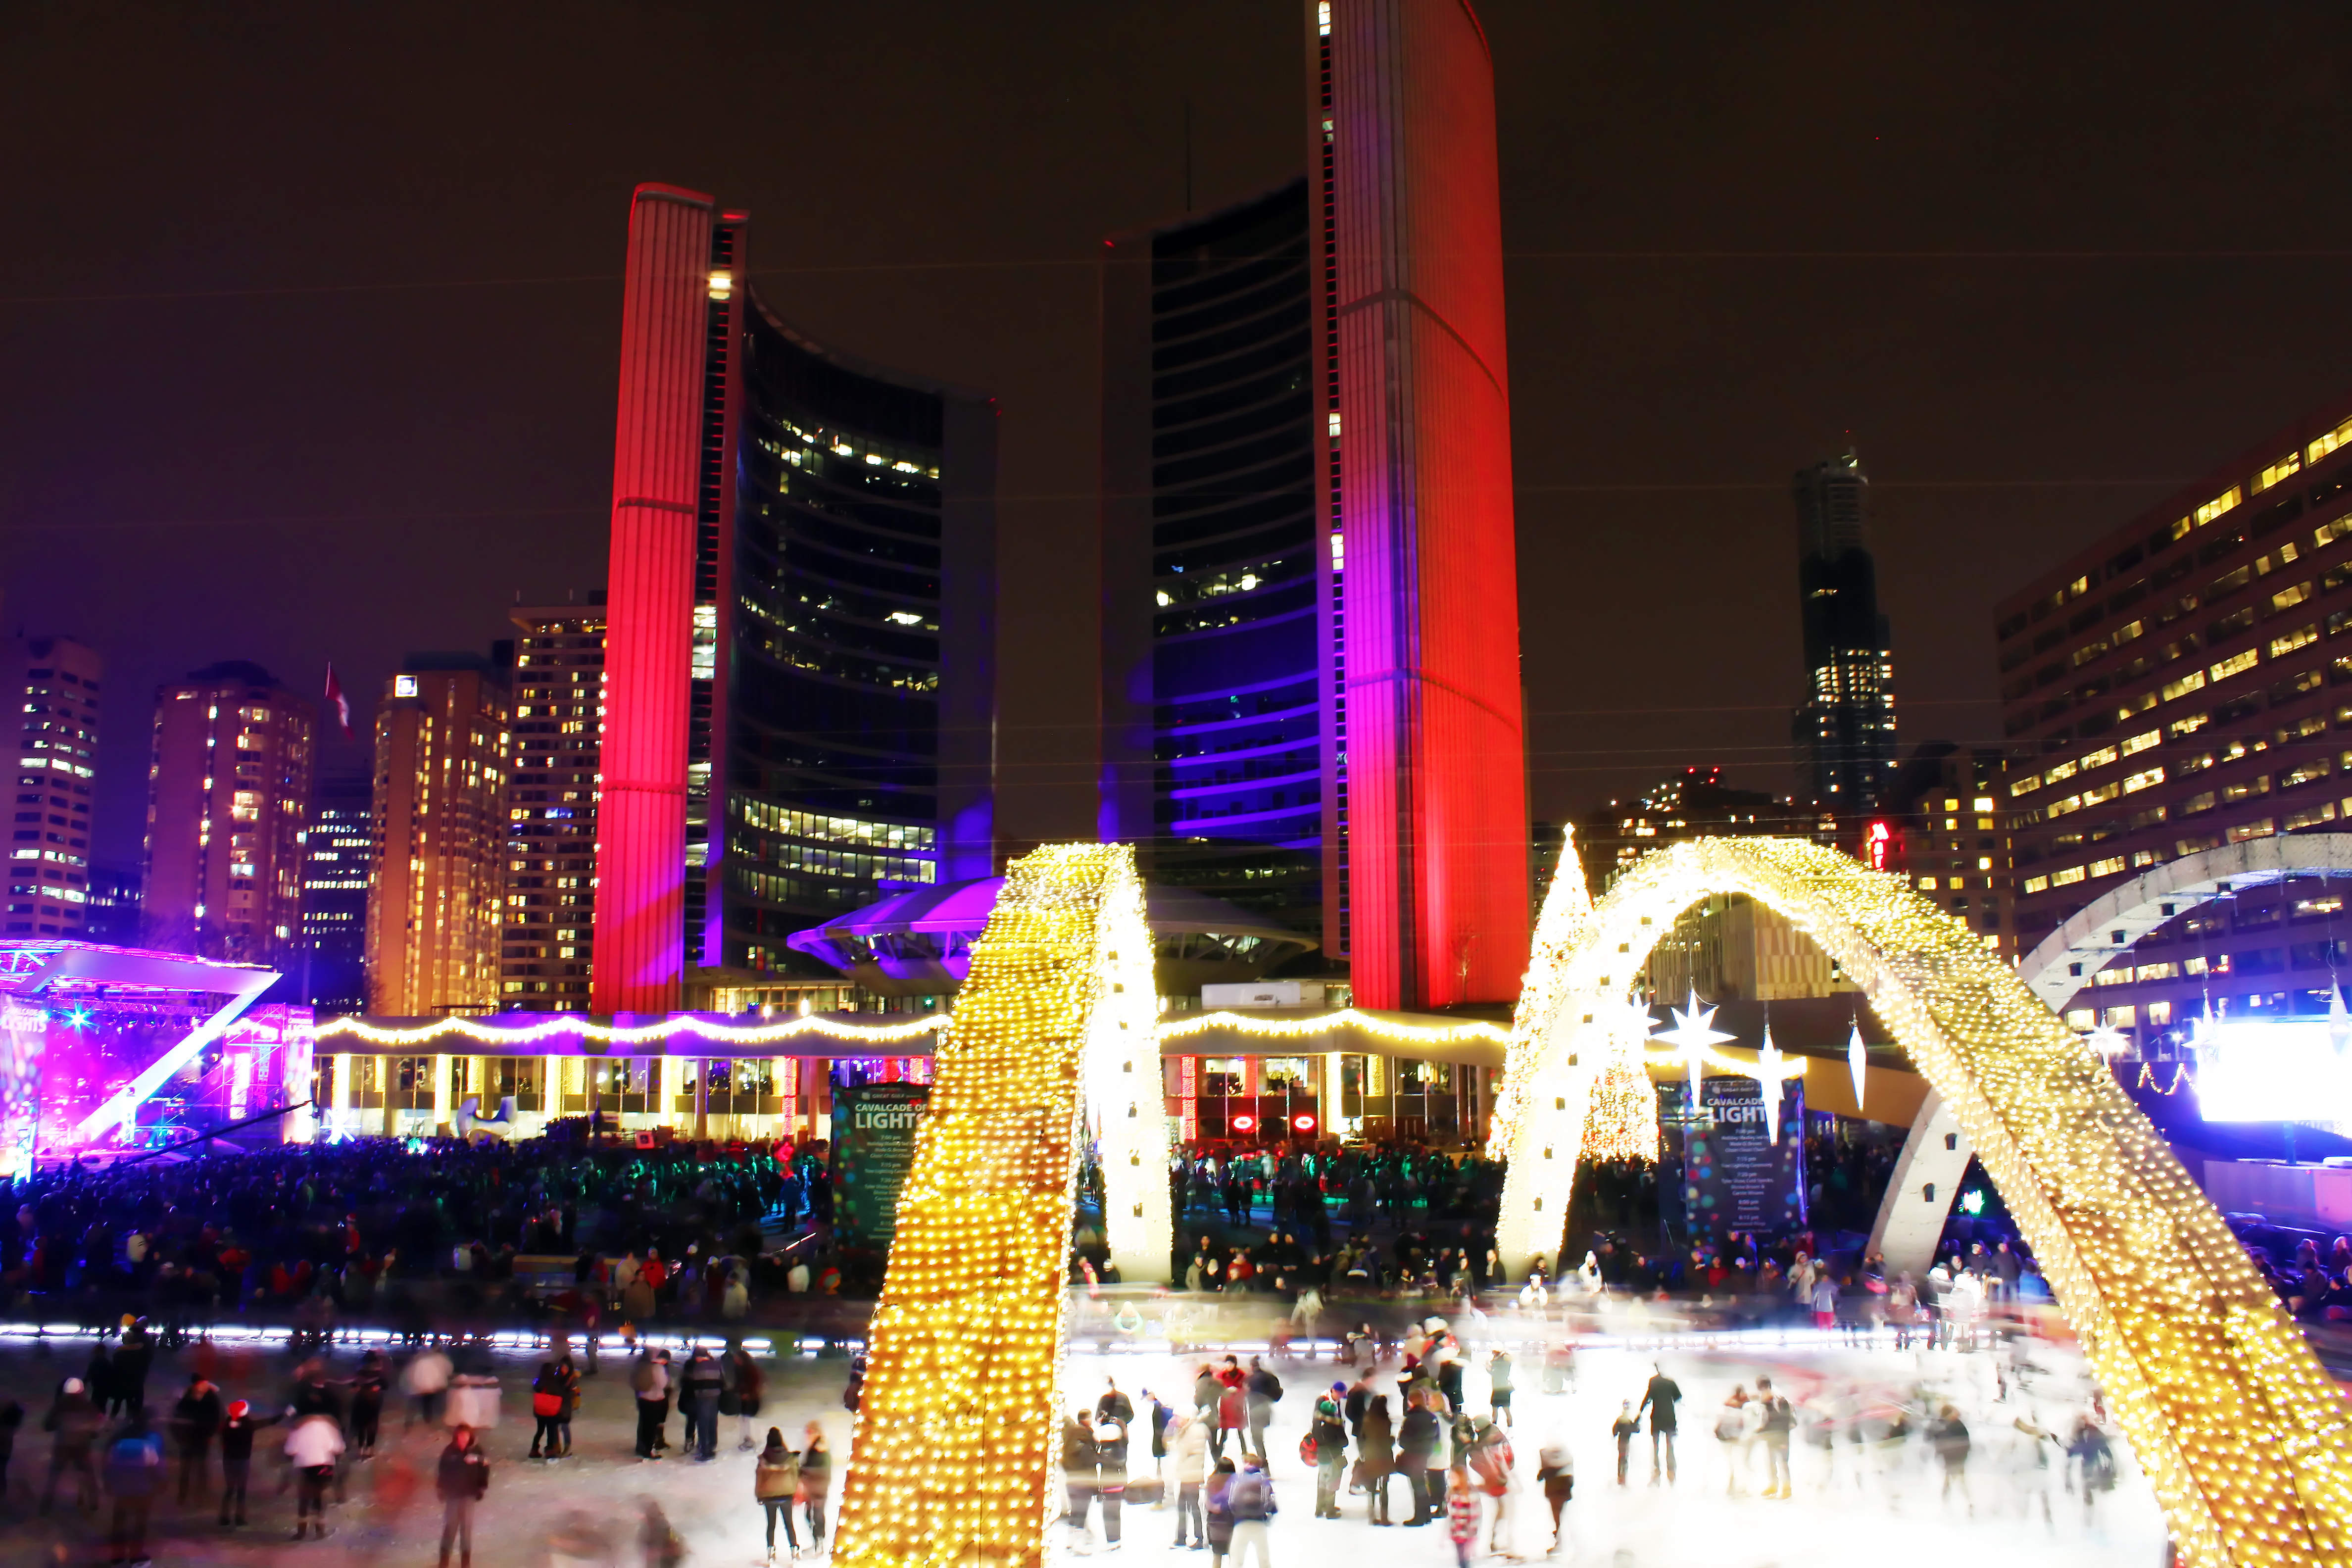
[1397,1390,1440,1525]
[348,1350,388,1457]
[215,1400,281,1527]
[103,1408,164,1565]
[168,1372,223,1505]
[1173,1411,1211,1547]
[1095,1413,1130,1547]
[1204,1457,1237,1568]
[682,1348,725,1462]
[285,1411,345,1541]
[1358,1393,1397,1525]
[797,1421,832,1555]
[1535,1443,1574,1556]
[1443,1465,1481,1568]
[1311,1384,1348,1518]
[1225,1454,1276,1568]
[754,1425,802,1562]
[1062,1411,1099,1544]
[631,1348,671,1459]
[403,1346,453,1428]
[529,1363,565,1460]
[42,1377,101,1516]
[724,1339,766,1452]
[435,1425,490,1568]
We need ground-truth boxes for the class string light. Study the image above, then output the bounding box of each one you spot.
[315,1013,948,1049]
[1582,1014,1658,1165]
[1157,1009,1510,1047]
[1485,833,2352,1568]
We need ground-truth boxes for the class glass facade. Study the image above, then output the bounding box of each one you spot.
[1103,181,1324,941]
[715,299,996,975]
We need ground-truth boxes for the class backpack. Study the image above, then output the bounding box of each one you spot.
[1228,1473,1271,1521]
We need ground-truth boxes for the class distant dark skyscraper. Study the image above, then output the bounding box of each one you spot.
[1791,452,1898,809]
[300,772,370,1013]
[2,635,102,937]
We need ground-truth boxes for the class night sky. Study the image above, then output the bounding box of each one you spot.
[9,3,2352,873]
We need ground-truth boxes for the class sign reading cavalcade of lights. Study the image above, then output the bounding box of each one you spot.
[829,1081,931,1250]
[1672,1074,1807,1240]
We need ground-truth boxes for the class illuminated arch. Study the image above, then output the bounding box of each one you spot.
[834,844,1166,1568]
[1491,835,2352,1568]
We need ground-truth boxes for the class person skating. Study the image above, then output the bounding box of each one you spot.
[348,1350,388,1457]
[1636,1364,1681,1484]
[756,1425,802,1562]
[1610,1402,1638,1486]
[1397,1389,1439,1524]
[435,1424,490,1568]
[631,1347,670,1459]
[102,1407,163,1566]
[682,1347,724,1462]
[1487,1350,1515,1428]
[1442,1465,1481,1568]
[1225,1453,1275,1568]
[725,1337,766,1452]
[1096,1411,1130,1550]
[215,1399,281,1527]
[284,1409,344,1540]
[529,1361,565,1460]
[167,1372,222,1505]
[41,1377,101,1516]
[1172,1411,1209,1548]
[1358,1392,1397,1525]
[1535,1442,1573,1556]
[797,1420,832,1558]
[1310,1383,1347,1518]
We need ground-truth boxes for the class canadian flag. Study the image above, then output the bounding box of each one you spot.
[324,663,353,740]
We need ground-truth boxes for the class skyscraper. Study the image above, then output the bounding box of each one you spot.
[140,662,315,967]
[1099,181,1325,939]
[1791,452,1898,809]
[299,772,370,1014]
[501,605,605,1011]
[1,636,103,937]
[1096,0,1533,1012]
[364,657,510,1015]
[593,184,995,1012]
[1318,0,1529,1009]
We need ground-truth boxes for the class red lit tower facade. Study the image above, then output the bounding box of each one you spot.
[595,186,744,1013]
[594,184,997,1014]
[1313,0,1529,1008]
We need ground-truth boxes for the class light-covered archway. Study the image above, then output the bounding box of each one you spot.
[834,844,1166,1568]
[1490,834,2352,1568]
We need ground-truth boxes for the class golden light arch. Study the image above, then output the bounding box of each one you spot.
[1489,834,2352,1568]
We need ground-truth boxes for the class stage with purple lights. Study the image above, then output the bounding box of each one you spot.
[0,940,311,1168]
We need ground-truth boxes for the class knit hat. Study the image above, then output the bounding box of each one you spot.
[228,1400,249,1419]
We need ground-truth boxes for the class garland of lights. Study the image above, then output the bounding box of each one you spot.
[314,1013,950,1048]
[1490,833,2352,1568]
[1157,1008,1509,1047]
[1581,1017,1658,1165]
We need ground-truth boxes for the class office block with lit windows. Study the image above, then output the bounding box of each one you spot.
[140,662,315,966]
[2,636,103,936]
[500,606,604,1011]
[365,656,510,1016]
[1996,402,2352,1051]
[299,773,370,1014]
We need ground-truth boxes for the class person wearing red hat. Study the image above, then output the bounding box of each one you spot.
[215,1400,281,1528]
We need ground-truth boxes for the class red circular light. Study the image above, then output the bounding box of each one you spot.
[1230,1114,1257,1132]
[1292,1114,1316,1132]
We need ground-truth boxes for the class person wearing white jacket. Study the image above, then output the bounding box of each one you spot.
[284,1412,345,1541]
[1173,1413,1211,1549]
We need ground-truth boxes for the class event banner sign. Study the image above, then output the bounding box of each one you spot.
[831,1080,931,1248]
[1675,1074,1806,1240]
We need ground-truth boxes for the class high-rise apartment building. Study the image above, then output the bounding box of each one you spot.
[300,773,370,1014]
[593,184,997,1012]
[1792,452,1898,810]
[502,606,605,1011]
[1872,743,2011,955]
[365,657,510,1016]
[1997,400,2352,1050]
[1,636,103,936]
[1100,181,1324,940]
[141,662,315,967]
[1098,1,1532,1010]
[82,865,142,944]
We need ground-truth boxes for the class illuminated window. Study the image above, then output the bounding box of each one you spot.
[2269,624,2318,659]
[2120,729,2160,757]
[2196,487,2243,526]
[2309,416,2352,465]
[2255,453,2302,492]
[2209,649,2260,682]
[2050,865,2087,887]
[2122,766,2165,794]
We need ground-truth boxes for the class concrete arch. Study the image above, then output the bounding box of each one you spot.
[2017,832,2352,1011]
[1490,835,2352,1568]
[1867,833,2352,1278]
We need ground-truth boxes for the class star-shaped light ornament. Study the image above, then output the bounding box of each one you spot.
[1756,1023,1787,1144]
[2329,984,2352,1058]
[1652,988,1736,1110]
[1845,1020,1868,1114]
[2085,1023,2129,1060]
